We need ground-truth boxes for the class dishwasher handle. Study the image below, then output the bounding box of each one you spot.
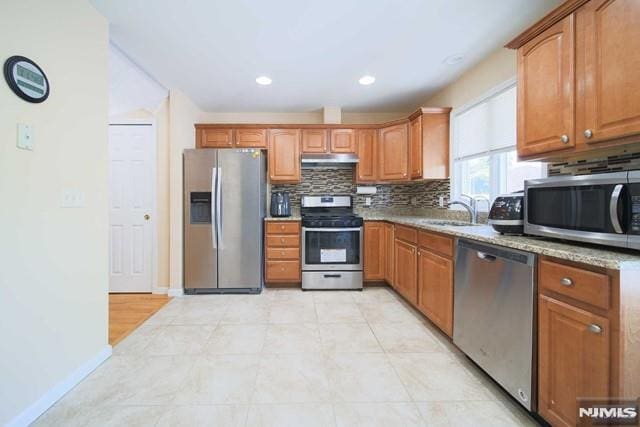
[476,251,497,262]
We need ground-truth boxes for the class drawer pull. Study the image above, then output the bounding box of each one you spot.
[560,277,573,287]
[280,238,285,243]
[588,324,602,334]
[280,225,285,230]
[560,134,569,144]
[281,251,285,255]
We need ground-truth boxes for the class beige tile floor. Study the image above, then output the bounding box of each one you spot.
[34,287,540,427]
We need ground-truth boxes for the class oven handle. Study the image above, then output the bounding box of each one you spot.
[609,184,624,234]
[302,227,362,232]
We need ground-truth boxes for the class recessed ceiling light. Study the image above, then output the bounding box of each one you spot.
[358,75,376,86]
[443,54,464,65]
[255,76,272,85]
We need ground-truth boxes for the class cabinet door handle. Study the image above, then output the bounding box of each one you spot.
[584,129,593,139]
[560,277,573,287]
[560,134,570,144]
[588,324,602,334]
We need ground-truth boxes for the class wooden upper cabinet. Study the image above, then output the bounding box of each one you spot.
[538,294,610,427]
[517,14,575,157]
[330,129,356,153]
[364,222,385,281]
[417,248,453,337]
[356,129,377,182]
[409,109,451,180]
[409,116,422,178]
[199,128,234,148]
[235,128,267,148]
[268,129,301,183]
[378,124,409,181]
[196,126,266,148]
[301,129,328,153]
[576,0,640,146]
[394,238,417,305]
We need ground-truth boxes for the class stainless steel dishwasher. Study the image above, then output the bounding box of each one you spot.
[454,239,536,411]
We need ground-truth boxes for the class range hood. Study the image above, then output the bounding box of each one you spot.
[301,153,359,168]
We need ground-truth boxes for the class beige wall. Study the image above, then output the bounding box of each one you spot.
[423,47,516,109]
[0,0,109,424]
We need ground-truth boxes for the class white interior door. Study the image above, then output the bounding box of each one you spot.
[108,124,155,293]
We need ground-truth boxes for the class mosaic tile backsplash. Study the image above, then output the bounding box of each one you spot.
[270,168,451,210]
[548,150,640,176]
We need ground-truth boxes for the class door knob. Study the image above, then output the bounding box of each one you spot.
[144,214,151,221]
[584,129,593,139]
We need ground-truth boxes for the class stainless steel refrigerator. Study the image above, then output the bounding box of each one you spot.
[183,149,265,293]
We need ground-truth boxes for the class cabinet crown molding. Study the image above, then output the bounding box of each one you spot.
[505,0,590,49]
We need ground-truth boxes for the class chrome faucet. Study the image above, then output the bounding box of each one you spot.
[448,193,479,224]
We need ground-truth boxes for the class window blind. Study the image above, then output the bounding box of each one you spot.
[454,84,516,160]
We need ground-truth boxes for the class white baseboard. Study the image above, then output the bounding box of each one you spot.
[7,345,112,427]
[167,288,184,297]
[152,287,168,295]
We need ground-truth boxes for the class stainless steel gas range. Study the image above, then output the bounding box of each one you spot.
[300,195,363,290]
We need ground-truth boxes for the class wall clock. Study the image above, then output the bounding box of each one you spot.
[4,56,49,103]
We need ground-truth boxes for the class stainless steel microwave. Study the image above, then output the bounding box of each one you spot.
[524,171,640,250]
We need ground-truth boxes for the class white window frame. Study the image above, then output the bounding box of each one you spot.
[450,77,544,211]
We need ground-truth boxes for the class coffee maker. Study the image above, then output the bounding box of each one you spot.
[270,192,291,217]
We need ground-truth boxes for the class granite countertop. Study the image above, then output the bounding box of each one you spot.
[264,210,640,270]
[265,215,302,221]
[362,213,640,271]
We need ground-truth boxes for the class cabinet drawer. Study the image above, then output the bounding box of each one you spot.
[266,222,299,235]
[394,225,418,244]
[266,234,300,248]
[539,259,610,310]
[266,261,300,281]
[267,247,300,260]
[418,230,453,258]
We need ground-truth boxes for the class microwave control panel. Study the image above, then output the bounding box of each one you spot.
[630,184,640,235]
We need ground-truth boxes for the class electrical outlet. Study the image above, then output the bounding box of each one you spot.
[439,196,445,207]
[365,197,372,206]
[411,196,417,206]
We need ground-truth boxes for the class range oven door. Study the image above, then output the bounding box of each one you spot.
[524,172,630,248]
[302,227,362,271]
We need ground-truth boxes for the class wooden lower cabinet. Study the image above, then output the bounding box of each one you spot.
[384,223,394,286]
[416,249,453,337]
[394,238,417,305]
[264,220,301,283]
[538,294,610,427]
[364,222,385,281]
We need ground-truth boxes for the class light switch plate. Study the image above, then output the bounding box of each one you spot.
[17,123,34,150]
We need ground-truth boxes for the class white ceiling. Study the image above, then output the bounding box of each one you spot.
[91,0,561,113]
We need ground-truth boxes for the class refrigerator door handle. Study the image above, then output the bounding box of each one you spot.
[216,167,223,249]
[211,167,217,249]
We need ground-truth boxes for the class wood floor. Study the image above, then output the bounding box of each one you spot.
[109,293,170,345]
